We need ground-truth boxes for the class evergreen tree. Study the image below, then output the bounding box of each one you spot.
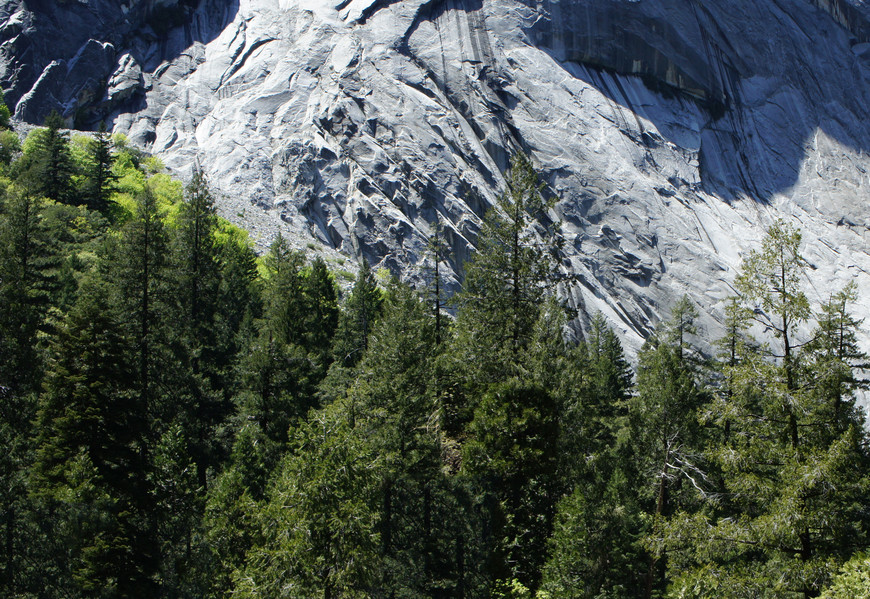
[349,281,464,597]
[173,168,226,490]
[216,226,261,342]
[819,554,870,598]
[584,312,634,461]
[238,235,323,428]
[177,169,220,338]
[150,422,206,596]
[109,185,169,424]
[453,152,559,384]
[463,378,559,592]
[0,187,53,394]
[662,225,870,599]
[734,219,809,447]
[332,257,383,368]
[233,397,384,598]
[0,187,58,596]
[82,122,117,214]
[32,275,157,598]
[261,234,308,345]
[303,256,339,366]
[803,282,868,433]
[633,297,710,599]
[30,111,76,203]
[541,315,642,599]
[541,479,644,599]
[449,152,564,593]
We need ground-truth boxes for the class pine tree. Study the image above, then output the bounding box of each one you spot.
[30,111,76,204]
[585,313,634,458]
[332,257,383,368]
[109,186,169,424]
[453,152,560,384]
[463,378,559,592]
[261,234,307,346]
[819,554,870,598]
[734,219,809,448]
[803,282,868,433]
[541,315,642,599]
[348,281,452,596]
[240,235,323,425]
[82,122,116,214]
[177,169,220,335]
[0,187,53,394]
[633,296,710,599]
[0,187,56,595]
[302,256,339,367]
[233,397,384,598]
[449,152,564,593]
[173,169,226,490]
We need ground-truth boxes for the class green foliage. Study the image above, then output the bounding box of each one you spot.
[661,224,870,599]
[81,123,117,214]
[332,257,383,368]
[541,315,643,599]
[453,152,561,384]
[464,379,559,591]
[0,129,20,167]
[20,111,77,203]
[33,274,158,598]
[1,128,867,599]
[0,92,11,130]
[234,398,384,598]
[0,187,53,394]
[820,554,870,598]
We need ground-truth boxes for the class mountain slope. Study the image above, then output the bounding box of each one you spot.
[3,0,870,351]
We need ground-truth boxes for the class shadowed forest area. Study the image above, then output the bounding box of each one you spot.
[1,108,869,598]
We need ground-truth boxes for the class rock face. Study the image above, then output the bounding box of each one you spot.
[3,0,870,353]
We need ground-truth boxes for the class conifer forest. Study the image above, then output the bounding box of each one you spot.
[1,106,869,598]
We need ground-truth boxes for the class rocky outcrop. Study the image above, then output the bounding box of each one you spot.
[0,0,233,125]
[3,0,870,356]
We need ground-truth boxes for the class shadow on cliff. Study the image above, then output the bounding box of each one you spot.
[5,0,239,128]
[400,0,870,209]
[525,0,870,206]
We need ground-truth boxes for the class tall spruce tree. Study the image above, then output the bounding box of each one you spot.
[32,111,75,204]
[174,169,226,490]
[453,152,563,593]
[0,187,58,595]
[302,256,339,367]
[541,315,642,599]
[233,396,384,599]
[453,151,559,384]
[33,275,158,598]
[633,297,710,599]
[0,187,54,394]
[349,281,463,596]
[110,186,169,424]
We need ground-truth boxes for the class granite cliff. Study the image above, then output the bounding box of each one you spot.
[3,0,870,352]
